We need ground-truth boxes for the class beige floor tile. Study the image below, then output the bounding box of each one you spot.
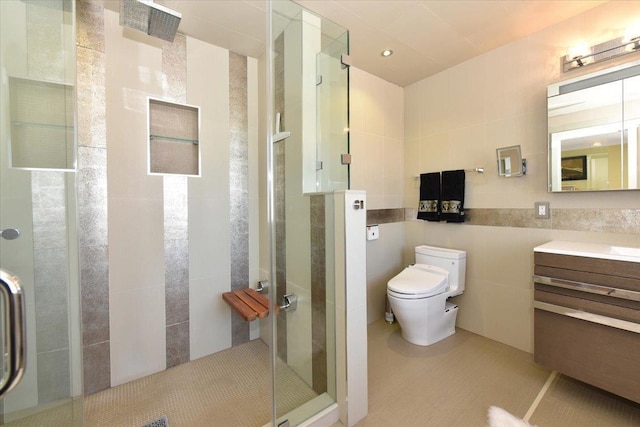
[529,375,640,427]
[363,321,550,426]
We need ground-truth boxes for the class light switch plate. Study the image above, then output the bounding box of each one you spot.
[367,225,379,240]
[535,202,550,219]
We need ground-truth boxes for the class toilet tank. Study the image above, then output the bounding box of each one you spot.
[415,245,466,294]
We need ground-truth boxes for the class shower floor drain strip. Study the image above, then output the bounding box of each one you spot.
[141,414,169,427]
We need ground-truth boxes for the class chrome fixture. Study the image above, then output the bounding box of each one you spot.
[279,293,297,312]
[256,280,269,294]
[273,112,291,143]
[412,167,484,180]
[120,0,181,42]
[497,145,526,177]
[564,23,640,72]
[0,228,20,240]
[0,270,26,398]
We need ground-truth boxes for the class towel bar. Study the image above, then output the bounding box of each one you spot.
[413,168,484,179]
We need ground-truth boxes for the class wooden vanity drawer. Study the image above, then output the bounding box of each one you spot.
[534,284,640,323]
[534,308,640,404]
[534,252,640,292]
[533,243,640,404]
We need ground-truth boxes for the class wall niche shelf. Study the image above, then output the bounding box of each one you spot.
[149,134,199,145]
[148,98,201,176]
[12,121,73,130]
[9,77,75,171]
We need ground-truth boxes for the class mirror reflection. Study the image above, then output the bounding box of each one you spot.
[497,145,525,177]
[547,65,640,192]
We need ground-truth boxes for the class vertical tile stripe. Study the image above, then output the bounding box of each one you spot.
[161,34,190,368]
[77,0,110,395]
[310,195,327,393]
[229,52,250,346]
[32,171,71,403]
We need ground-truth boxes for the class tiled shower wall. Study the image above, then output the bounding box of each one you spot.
[32,171,71,403]
[229,52,250,346]
[310,195,327,394]
[76,0,109,395]
[161,34,190,369]
[77,1,257,394]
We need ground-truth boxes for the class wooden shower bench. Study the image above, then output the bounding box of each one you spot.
[222,288,271,321]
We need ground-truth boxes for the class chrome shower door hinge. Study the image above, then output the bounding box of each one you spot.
[340,54,352,69]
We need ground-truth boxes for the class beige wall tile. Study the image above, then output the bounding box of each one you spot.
[110,286,166,386]
[366,222,405,324]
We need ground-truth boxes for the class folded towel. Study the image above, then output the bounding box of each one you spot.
[441,169,465,223]
[417,172,440,222]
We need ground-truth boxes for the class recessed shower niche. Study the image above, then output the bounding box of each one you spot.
[9,77,75,170]
[148,98,200,176]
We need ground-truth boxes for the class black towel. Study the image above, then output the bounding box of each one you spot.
[417,172,440,222]
[441,170,465,223]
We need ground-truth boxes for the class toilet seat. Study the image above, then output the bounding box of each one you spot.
[387,263,448,299]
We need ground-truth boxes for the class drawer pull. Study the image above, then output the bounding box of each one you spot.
[534,301,640,334]
[533,275,640,302]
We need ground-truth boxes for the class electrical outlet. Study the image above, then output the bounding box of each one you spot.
[367,225,379,240]
[535,202,550,219]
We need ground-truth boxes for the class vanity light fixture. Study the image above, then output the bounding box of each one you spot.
[381,49,393,57]
[563,22,640,72]
[625,23,640,51]
[566,41,592,68]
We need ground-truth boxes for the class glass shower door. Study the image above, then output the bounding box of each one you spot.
[269,1,349,424]
[0,1,81,425]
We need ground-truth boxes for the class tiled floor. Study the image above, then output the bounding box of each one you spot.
[4,339,317,427]
[356,319,640,426]
[5,323,640,426]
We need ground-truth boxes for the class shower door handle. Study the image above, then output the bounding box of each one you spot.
[0,269,26,398]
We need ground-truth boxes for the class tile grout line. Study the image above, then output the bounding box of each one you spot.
[523,370,558,422]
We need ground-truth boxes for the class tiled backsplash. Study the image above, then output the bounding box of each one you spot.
[370,208,640,234]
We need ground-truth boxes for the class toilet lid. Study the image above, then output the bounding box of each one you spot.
[387,264,448,297]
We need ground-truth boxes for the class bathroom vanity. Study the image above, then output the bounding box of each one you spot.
[533,241,640,404]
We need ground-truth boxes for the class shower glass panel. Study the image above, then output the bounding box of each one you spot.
[316,22,349,193]
[0,0,81,425]
[270,1,348,424]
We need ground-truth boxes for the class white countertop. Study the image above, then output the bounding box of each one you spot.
[534,241,640,263]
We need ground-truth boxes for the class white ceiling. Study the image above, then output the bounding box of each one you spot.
[106,0,608,87]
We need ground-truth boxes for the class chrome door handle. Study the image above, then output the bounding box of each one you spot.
[0,228,20,240]
[0,269,26,398]
[533,275,640,302]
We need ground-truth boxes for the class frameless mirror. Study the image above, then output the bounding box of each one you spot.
[547,62,640,192]
[497,145,525,177]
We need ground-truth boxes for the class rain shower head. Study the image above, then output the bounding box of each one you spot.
[120,0,181,42]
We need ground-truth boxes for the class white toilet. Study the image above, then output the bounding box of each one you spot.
[387,245,467,346]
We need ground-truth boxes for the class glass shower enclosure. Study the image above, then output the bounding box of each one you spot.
[0,0,81,425]
[0,0,349,425]
[269,1,350,424]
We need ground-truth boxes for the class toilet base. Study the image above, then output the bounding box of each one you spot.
[392,297,459,346]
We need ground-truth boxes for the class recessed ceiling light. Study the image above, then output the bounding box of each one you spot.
[381,49,393,57]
